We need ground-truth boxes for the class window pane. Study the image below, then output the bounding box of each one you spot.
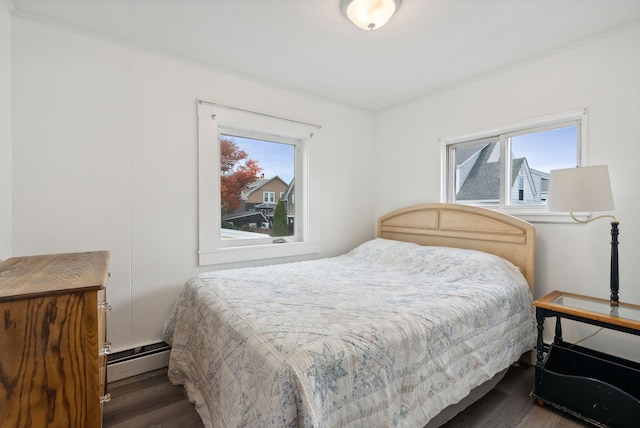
[453,139,501,204]
[220,134,295,240]
[509,125,578,206]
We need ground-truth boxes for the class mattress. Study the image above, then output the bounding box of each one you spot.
[163,238,536,427]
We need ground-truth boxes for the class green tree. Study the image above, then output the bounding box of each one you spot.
[272,200,289,236]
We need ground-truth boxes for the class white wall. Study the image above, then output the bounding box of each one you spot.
[0,2,10,260]
[10,11,639,363]
[11,17,376,352]
[376,23,640,361]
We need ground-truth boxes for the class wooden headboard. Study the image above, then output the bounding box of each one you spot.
[378,203,535,292]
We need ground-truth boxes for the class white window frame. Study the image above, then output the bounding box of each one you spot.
[197,100,320,266]
[263,191,275,204]
[441,109,587,222]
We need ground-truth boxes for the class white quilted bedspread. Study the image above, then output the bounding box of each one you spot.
[163,238,535,427]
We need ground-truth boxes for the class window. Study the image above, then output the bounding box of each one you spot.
[197,100,320,265]
[220,133,294,240]
[517,176,524,201]
[263,191,275,204]
[442,110,585,213]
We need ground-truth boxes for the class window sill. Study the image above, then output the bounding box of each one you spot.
[495,209,593,224]
[199,242,320,266]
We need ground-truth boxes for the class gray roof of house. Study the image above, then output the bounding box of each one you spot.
[456,142,525,200]
[222,211,268,222]
[457,143,500,200]
[282,178,295,202]
[254,203,277,209]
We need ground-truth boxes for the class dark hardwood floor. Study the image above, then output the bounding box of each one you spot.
[103,369,204,428]
[103,363,591,427]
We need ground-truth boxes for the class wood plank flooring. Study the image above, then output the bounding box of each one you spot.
[103,368,203,428]
[103,363,592,427]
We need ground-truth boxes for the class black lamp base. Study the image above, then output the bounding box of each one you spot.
[610,221,619,306]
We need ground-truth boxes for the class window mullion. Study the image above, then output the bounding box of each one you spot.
[448,145,456,203]
[501,135,511,208]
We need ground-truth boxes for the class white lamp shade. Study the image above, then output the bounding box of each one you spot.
[342,0,400,30]
[548,165,614,213]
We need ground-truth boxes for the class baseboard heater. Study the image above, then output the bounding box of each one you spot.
[107,342,171,383]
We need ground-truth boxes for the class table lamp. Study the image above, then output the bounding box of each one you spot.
[548,165,619,305]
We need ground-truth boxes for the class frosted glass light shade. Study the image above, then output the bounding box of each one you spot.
[548,165,614,213]
[342,0,401,30]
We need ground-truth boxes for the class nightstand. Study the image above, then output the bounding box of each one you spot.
[532,291,640,428]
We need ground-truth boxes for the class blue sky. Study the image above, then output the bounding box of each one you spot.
[226,135,295,183]
[511,125,578,173]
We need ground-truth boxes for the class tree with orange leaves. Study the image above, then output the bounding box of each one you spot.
[220,138,262,214]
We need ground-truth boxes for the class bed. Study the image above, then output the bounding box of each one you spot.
[163,203,536,427]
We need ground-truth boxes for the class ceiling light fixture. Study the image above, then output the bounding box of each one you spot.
[342,0,402,31]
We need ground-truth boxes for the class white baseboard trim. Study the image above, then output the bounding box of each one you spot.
[107,344,171,383]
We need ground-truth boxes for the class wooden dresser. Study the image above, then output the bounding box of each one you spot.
[0,251,111,428]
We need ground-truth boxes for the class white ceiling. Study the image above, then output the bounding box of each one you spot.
[8,0,640,111]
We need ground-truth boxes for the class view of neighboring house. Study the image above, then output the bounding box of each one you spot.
[241,175,288,215]
[455,142,549,205]
[222,175,291,231]
[529,168,549,202]
[280,178,295,234]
